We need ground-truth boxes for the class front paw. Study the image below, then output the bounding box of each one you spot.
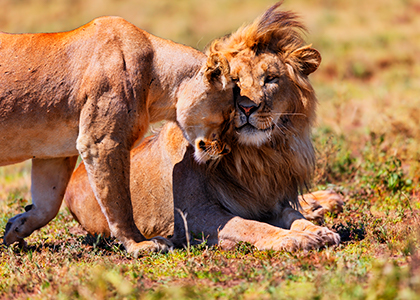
[3,214,28,246]
[312,190,344,214]
[255,231,325,252]
[307,225,340,246]
[291,219,340,247]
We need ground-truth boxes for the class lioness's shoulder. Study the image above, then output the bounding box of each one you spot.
[89,16,129,26]
[134,122,189,164]
[80,16,138,32]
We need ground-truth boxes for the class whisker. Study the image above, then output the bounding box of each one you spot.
[275,123,295,136]
[274,123,286,135]
[271,112,308,118]
[274,122,295,136]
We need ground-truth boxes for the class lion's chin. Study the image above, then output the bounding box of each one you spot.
[236,125,271,147]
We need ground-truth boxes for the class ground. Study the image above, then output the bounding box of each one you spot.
[1,0,419,299]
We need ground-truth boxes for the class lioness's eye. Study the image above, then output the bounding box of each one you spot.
[265,76,279,84]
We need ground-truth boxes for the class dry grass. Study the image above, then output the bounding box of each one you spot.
[1,0,419,299]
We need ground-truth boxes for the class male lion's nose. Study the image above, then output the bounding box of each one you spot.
[238,101,259,116]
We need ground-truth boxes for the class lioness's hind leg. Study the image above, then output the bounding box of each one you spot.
[4,156,78,246]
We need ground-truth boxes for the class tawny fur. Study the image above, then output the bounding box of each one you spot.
[65,3,342,251]
[0,16,234,256]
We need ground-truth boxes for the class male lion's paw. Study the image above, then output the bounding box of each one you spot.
[127,236,173,258]
[290,219,340,247]
[312,190,344,215]
[299,190,344,222]
[299,198,325,222]
[304,225,340,247]
[282,231,326,251]
[256,231,324,252]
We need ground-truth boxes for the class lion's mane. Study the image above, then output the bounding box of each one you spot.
[205,3,318,217]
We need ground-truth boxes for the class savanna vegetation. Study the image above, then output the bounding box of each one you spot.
[1,0,419,299]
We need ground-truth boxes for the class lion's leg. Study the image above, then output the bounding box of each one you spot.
[171,202,327,251]
[76,95,172,256]
[4,156,78,246]
[218,216,326,251]
[299,190,344,221]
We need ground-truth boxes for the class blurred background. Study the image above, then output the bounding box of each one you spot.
[1,0,419,201]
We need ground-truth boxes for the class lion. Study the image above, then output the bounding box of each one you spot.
[65,4,343,251]
[0,16,234,256]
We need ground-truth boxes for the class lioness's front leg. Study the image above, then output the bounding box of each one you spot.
[4,156,78,246]
[77,94,172,256]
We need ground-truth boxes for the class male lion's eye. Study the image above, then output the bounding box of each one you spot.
[265,76,279,84]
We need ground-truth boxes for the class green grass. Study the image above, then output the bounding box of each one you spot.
[1,0,420,299]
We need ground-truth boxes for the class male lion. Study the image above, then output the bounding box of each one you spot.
[65,4,342,251]
[0,16,234,256]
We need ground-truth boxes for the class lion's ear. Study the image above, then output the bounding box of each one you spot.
[287,45,321,76]
[204,52,231,89]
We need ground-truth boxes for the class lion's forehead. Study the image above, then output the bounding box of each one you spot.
[230,52,285,82]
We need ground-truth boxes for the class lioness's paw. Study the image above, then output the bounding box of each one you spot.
[127,236,173,257]
[3,214,29,246]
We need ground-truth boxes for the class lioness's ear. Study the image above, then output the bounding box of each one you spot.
[287,45,321,76]
[204,52,231,89]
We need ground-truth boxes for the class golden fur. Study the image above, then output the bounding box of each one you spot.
[0,17,234,256]
[65,4,342,251]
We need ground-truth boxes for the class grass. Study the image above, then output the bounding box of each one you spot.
[1,0,420,299]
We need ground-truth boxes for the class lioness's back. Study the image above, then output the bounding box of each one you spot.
[0,16,154,166]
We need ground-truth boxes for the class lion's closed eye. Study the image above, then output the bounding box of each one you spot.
[264,76,279,84]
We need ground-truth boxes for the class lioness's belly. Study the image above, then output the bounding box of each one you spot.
[0,121,79,166]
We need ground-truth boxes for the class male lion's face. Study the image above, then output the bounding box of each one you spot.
[229,49,319,147]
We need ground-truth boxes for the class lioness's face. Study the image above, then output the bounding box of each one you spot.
[230,50,317,147]
[177,80,233,164]
[176,53,234,163]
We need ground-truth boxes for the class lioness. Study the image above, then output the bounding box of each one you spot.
[0,16,234,255]
[65,4,342,251]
